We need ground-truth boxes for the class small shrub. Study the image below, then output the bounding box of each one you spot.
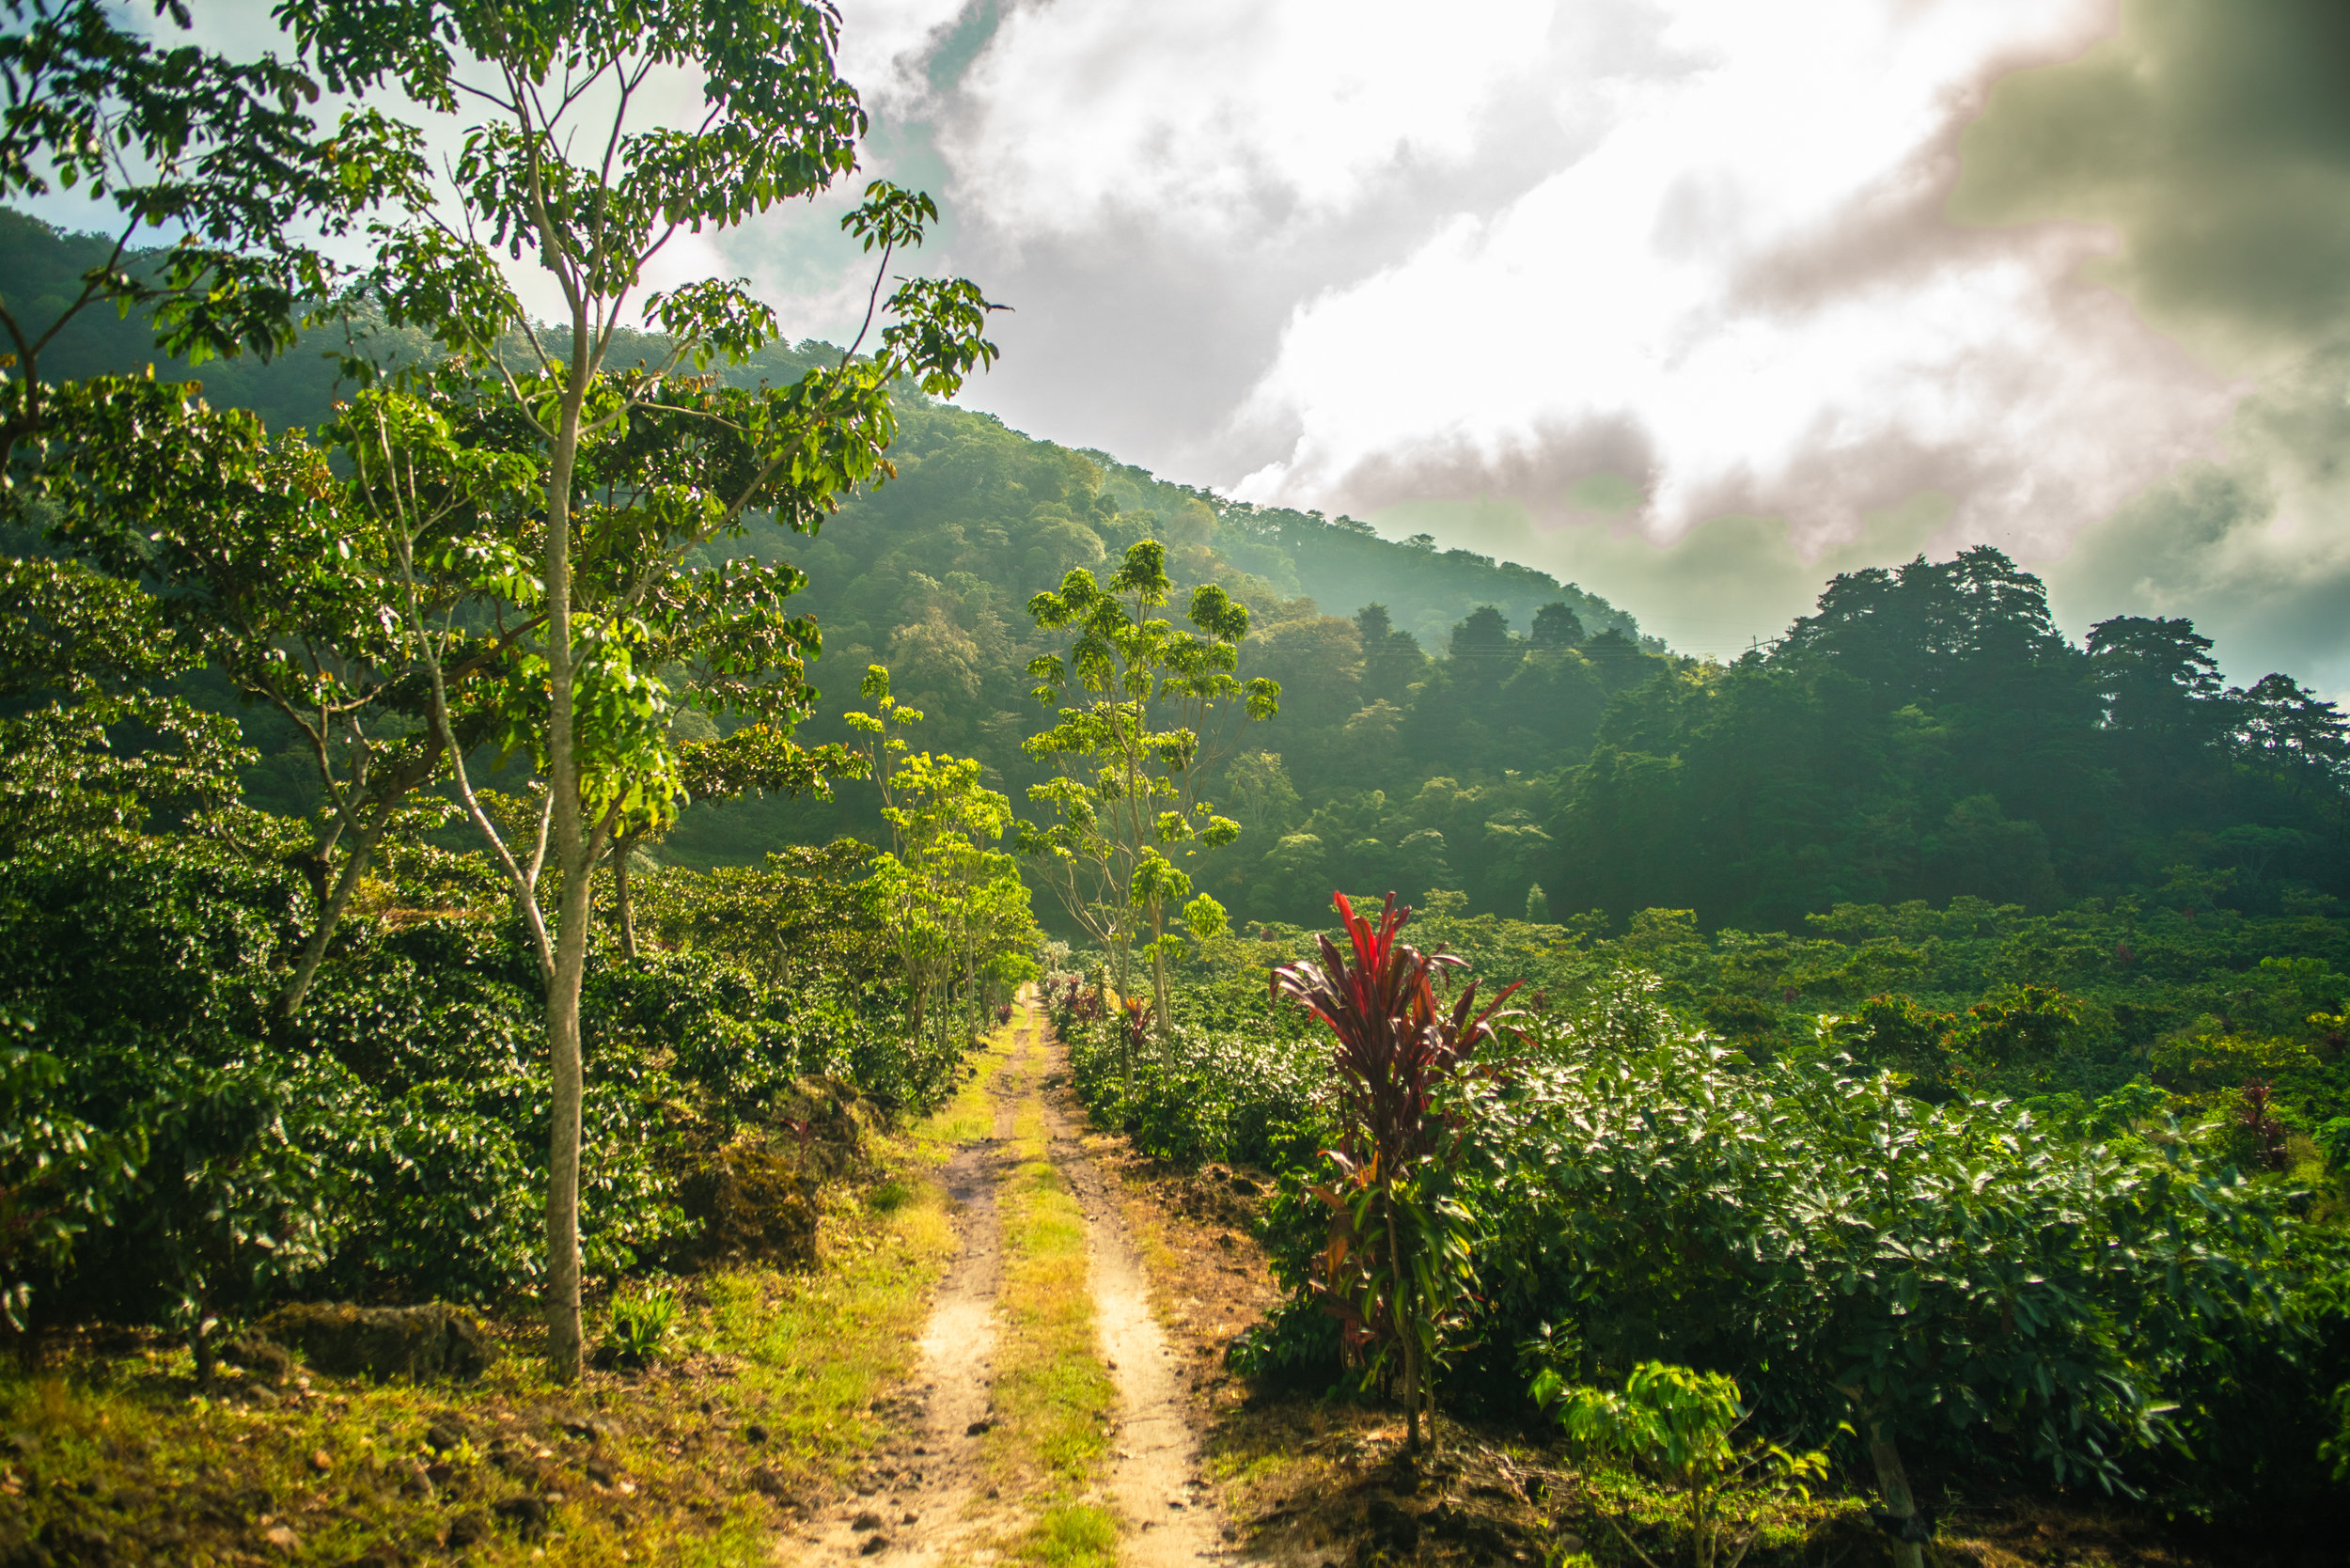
[2233,1079,2290,1172]
[2317,1115,2350,1174]
[604,1284,682,1367]
[1270,890,1519,1452]
[680,1137,819,1265]
[1535,1360,1827,1568]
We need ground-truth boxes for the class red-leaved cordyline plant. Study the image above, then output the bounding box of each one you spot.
[2239,1079,2289,1171]
[1271,890,1521,1453]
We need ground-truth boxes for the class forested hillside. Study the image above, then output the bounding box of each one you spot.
[14,208,2340,941]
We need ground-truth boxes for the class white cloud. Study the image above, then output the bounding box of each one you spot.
[900,0,2247,571]
[941,0,1568,240]
[837,0,972,113]
[1215,0,2235,555]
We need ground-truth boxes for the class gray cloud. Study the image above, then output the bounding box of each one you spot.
[1949,0,2350,363]
[880,0,1691,486]
[2046,345,2350,692]
[1944,0,2350,691]
[1281,411,1662,527]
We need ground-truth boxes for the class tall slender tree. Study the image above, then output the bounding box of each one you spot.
[1020,539,1277,1032]
[276,0,1000,1379]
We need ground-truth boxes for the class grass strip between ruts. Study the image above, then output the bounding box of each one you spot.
[983,1000,1120,1567]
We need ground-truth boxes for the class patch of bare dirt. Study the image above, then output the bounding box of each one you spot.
[777,1027,1036,1565]
[1041,1077,1228,1563]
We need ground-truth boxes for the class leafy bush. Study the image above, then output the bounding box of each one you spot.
[1534,1360,1828,1568]
[1061,1011,1327,1170]
[0,1010,131,1329]
[1080,927,2350,1525]
[1447,1016,2326,1517]
[0,829,931,1339]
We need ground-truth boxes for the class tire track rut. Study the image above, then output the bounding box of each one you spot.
[779,995,1239,1565]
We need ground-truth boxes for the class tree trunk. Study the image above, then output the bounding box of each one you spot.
[614,841,638,962]
[1866,1419,1925,1568]
[1150,901,1173,1042]
[1385,1181,1420,1453]
[190,1316,215,1389]
[277,829,376,1023]
[540,351,589,1384]
[544,861,591,1382]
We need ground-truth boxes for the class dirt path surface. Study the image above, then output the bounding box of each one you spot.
[1044,1064,1225,1568]
[778,994,1235,1567]
[778,1025,1027,1566]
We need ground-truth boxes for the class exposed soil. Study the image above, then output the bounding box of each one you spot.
[1042,1071,1223,1566]
[780,996,1241,1565]
[778,1022,1029,1566]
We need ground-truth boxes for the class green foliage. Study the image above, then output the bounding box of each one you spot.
[2318,1116,2350,1174]
[0,821,933,1337]
[1020,539,1276,1028]
[1058,995,1326,1172]
[0,692,254,855]
[1085,917,2350,1522]
[849,665,1040,1057]
[1550,553,2346,931]
[0,1010,132,1332]
[605,1282,683,1369]
[130,1052,338,1376]
[1461,1017,2298,1491]
[1534,1361,1829,1568]
[640,839,892,990]
[0,0,423,470]
[1182,892,1230,946]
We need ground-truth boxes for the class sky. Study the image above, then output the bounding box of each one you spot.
[82,0,2350,690]
[744,0,2349,692]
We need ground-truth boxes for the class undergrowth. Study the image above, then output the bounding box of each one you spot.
[0,1056,986,1563]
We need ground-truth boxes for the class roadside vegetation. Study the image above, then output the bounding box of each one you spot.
[1053,881,2350,1562]
[5,0,2350,1564]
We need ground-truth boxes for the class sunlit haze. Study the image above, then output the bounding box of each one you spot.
[103,1,2350,687]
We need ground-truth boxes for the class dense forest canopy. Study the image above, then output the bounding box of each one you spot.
[11,208,2340,941]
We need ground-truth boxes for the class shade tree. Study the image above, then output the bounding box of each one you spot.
[846,664,1037,1058]
[267,0,1000,1379]
[1020,538,1277,1030]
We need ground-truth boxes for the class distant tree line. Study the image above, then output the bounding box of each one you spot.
[2,212,2340,939]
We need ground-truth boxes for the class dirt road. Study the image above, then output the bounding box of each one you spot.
[777,994,1233,1567]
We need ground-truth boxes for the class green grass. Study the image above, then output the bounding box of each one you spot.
[975,1001,1121,1563]
[918,1011,1023,1150]
[1015,1499,1120,1568]
[0,1043,998,1564]
[698,1186,955,1495]
[986,1076,1116,1492]
[0,1337,777,1565]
